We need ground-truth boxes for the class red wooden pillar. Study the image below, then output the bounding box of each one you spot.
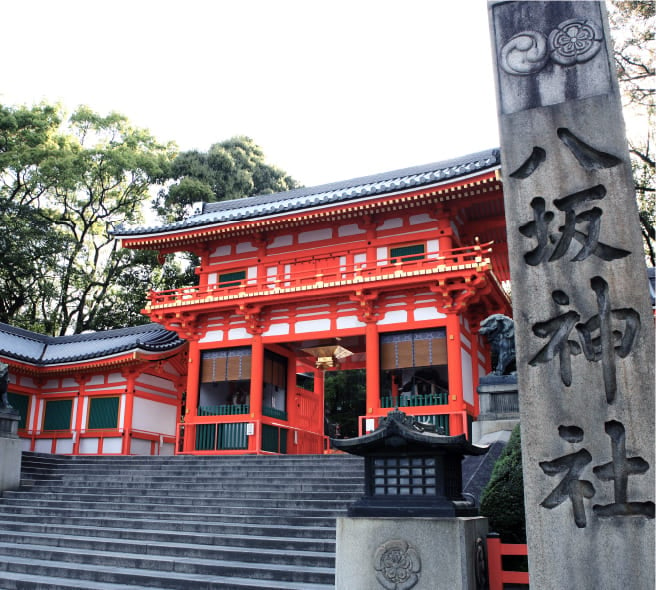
[250,333,264,453]
[365,320,380,419]
[121,368,138,455]
[182,341,201,453]
[72,375,90,455]
[470,329,481,418]
[445,312,466,436]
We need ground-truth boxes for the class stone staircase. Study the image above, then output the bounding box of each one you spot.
[0,452,364,589]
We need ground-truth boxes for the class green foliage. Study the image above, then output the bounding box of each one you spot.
[324,369,366,438]
[0,102,182,335]
[609,1,655,265]
[156,135,299,221]
[480,425,526,543]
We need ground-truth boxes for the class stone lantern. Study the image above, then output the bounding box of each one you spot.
[331,409,488,517]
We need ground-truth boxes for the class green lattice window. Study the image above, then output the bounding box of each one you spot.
[218,270,246,288]
[262,424,287,454]
[390,243,426,263]
[7,393,29,429]
[88,397,119,429]
[43,399,72,431]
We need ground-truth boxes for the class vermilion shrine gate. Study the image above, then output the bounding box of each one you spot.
[116,149,511,455]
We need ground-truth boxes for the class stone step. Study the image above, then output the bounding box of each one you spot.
[2,490,359,508]
[21,480,364,496]
[0,532,336,568]
[0,508,339,528]
[0,498,346,517]
[0,520,336,551]
[7,487,361,500]
[0,452,364,587]
[0,556,333,590]
[0,542,335,584]
[18,484,362,498]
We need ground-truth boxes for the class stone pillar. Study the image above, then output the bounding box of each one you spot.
[336,517,488,590]
[473,375,520,441]
[0,411,22,493]
[489,2,654,588]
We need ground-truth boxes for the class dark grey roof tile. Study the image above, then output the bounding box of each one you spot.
[115,148,500,237]
[0,323,184,366]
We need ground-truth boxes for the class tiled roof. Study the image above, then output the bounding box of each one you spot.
[0,323,185,366]
[115,148,500,237]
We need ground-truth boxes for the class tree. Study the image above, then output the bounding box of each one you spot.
[324,369,366,438]
[0,103,179,335]
[480,425,526,544]
[156,135,299,221]
[610,1,655,265]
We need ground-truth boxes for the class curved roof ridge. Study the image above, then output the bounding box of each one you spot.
[0,322,185,366]
[115,148,500,238]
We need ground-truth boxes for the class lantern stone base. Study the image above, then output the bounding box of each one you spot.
[0,411,21,493]
[336,516,488,590]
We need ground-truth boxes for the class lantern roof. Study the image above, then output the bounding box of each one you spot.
[332,410,488,457]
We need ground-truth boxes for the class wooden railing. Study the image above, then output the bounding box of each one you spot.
[487,533,529,590]
[146,242,492,309]
[380,392,449,408]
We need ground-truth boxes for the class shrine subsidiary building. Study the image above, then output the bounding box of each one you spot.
[2,148,512,455]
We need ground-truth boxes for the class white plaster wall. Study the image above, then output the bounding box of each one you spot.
[263,323,290,337]
[160,442,175,456]
[299,228,332,243]
[130,438,152,455]
[427,239,440,256]
[354,253,366,266]
[410,213,432,225]
[270,234,293,248]
[20,439,31,452]
[56,439,74,454]
[461,349,474,405]
[80,397,89,431]
[376,247,387,263]
[19,376,36,388]
[247,266,257,279]
[34,439,52,453]
[295,318,331,333]
[79,438,99,454]
[338,224,364,236]
[379,218,403,230]
[108,373,124,383]
[379,309,408,325]
[62,378,77,389]
[119,394,126,430]
[461,332,471,349]
[137,374,176,392]
[211,245,231,257]
[102,438,123,454]
[27,396,37,433]
[228,327,249,340]
[88,375,105,386]
[413,307,446,321]
[236,241,256,253]
[200,330,224,343]
[336,316,365,329]
[132,397,177,436]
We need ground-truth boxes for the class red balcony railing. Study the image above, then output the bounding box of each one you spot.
[147,242,493,310]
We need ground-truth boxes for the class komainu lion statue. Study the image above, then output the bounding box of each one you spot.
[479,314,516,376]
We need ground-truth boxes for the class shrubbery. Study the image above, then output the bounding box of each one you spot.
[480,425,526,543]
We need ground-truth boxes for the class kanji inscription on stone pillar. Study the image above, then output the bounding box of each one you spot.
[488,2,654,589]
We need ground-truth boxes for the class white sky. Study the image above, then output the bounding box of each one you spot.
[2,0,499,187]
